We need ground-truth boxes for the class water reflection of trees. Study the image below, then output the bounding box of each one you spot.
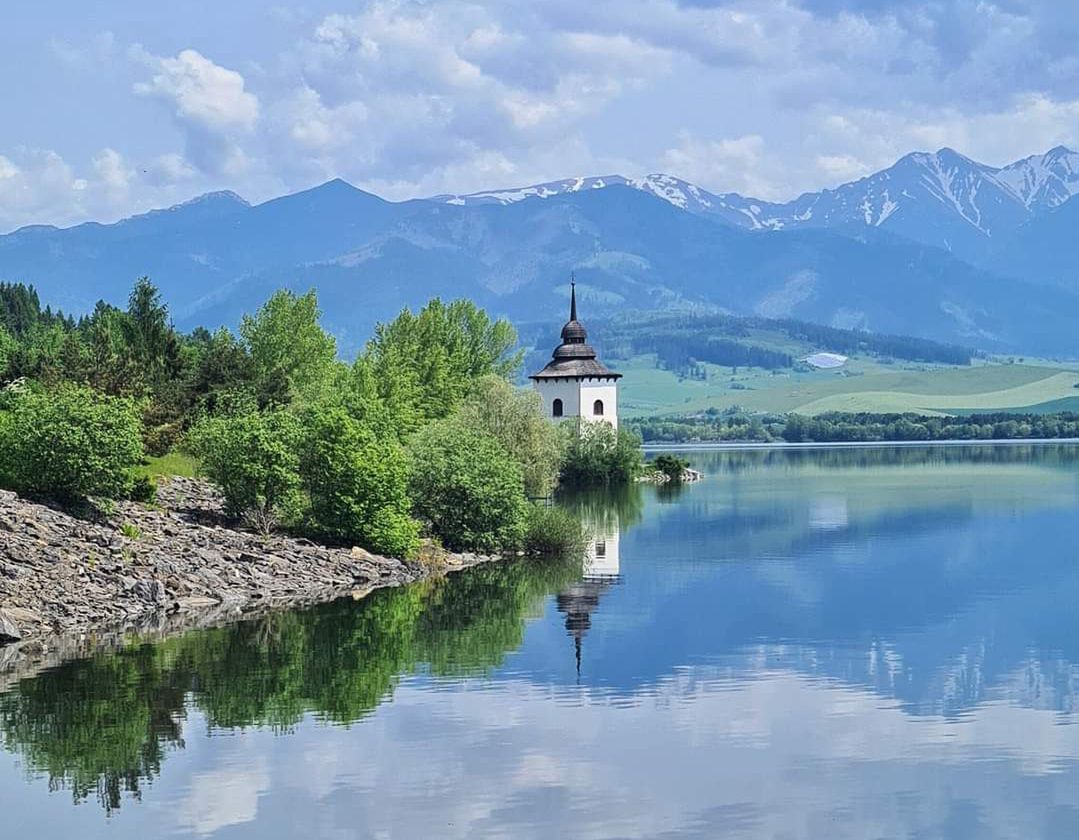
[0,556,582,813]
[701,444,1079,476]
[558,483,644,533]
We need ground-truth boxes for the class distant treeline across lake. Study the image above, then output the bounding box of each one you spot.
[631,411,1079,444]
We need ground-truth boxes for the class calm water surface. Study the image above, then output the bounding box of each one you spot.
[6,444,1079,839]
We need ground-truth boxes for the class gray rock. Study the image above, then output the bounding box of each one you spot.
[0,609,22,645]
[133,579,168,606]
[0,476,501,667]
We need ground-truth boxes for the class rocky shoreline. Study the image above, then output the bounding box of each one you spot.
[0,476,498,670]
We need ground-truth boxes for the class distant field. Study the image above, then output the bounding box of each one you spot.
[617,357,1079,417]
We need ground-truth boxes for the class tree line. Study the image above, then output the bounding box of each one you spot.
[630,410,1079,444]
[0,279,643,557]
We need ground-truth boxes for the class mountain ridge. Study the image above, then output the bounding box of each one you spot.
[5,148,1079,355]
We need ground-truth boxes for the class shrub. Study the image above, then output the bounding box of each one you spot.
[409,417,528,552]
[523,505,588,557]
[0,386,143,501]
[456,376,565,498]
[187,410,303,532]
[298,405,419,557]
[559,423,643,488]
[128,475,158,504]
[651,453,690,481]
[119,522,143,540]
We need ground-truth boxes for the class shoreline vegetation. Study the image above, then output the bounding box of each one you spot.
[0,476,500,669]
[631,410,1079,446]
[0,279,647,655]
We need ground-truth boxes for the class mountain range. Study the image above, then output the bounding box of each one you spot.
[4,146,1079,354]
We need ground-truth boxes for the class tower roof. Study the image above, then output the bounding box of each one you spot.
[530,279,622,381]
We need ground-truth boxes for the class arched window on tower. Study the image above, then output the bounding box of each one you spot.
[552,398,563,418]
[593,399,604,416]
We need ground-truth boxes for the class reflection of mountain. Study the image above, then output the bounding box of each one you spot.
[0,557,582,813]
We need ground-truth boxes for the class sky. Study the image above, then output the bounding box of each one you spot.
[4,0,1079,231]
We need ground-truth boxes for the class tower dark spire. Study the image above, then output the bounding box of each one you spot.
[529,274,621,381]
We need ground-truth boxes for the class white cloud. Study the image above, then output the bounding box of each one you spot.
[815,153,872,181]
[265,2,672,193]
[145,152,198,185]
[133,48,259,176]
[0,157,19,181]
[662,133,779,199]
[10,0,1079,228]
[92,148,133,201]
[134,48,258,132]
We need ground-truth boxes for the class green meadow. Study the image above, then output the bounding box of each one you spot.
[617,355,1079,417]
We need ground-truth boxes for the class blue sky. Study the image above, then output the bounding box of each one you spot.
[3,0,1079,230]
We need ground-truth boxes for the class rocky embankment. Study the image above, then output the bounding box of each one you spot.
[0,477,496,667]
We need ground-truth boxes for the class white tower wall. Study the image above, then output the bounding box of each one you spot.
[579,378,619,430]
[534,377,619,429]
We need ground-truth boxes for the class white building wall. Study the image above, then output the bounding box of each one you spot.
[584,529,620,579]
[534,378,580,421]
[533,377,619,429]
[579,378,619,429]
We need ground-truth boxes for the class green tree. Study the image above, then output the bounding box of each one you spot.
[363,299,521,434]
[185,326,256,416]
[456,376,565,497]
[0,325,16,379]
[125,278,177,385]
[187,410,304,531]
[559,423,643,487]
[240,290,338,408]
[298,404,419,557]
[80,304,142,395]
[651,453,690,481]
[0,385,143,500]
[409,416,528,551]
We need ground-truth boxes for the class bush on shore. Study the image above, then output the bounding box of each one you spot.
[455,376,565,498]
[522,505,588,557]
[298,404,419,557]
[187,409,304,533]
[0,385,143,501]
[559,422,643,488]
[409,416,528,552]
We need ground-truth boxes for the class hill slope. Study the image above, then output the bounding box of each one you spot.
[3,180,1079,354]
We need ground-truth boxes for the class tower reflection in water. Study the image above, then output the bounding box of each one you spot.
[556,501,623,680]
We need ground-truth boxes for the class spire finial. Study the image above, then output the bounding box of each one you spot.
[570,273,577,322]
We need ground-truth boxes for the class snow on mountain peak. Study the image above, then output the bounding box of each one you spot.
[995,146,1079,209]
[428,145,1079,254]
[433,173,735,217]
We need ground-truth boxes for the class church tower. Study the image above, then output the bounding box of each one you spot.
[530,281,621,429]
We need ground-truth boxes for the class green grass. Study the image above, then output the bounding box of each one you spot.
[617,355,1079,417]
[136,452,200,479]
[945,395,1079,416]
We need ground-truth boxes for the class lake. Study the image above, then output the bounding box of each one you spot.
[5,444,1079,839]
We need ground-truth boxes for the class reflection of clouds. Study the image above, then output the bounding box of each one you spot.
[808,494,848,530]
[151,672,1079,839]
[175,741,269,836]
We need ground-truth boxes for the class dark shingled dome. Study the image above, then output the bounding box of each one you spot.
[561,319,588,343]
[530,282,622,381]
